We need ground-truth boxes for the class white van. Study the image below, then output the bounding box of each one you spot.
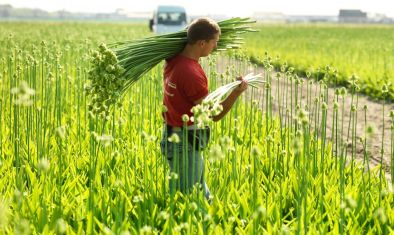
[149,5,188,34]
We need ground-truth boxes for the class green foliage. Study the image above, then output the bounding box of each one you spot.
[244,24,394,100]
[0,22,392,234]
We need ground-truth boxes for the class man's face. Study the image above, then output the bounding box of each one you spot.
[200,33,219,57]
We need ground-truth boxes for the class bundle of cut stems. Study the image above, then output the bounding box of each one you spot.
[204,73,264,104]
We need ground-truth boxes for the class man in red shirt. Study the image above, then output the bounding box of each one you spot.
[160,17,248,201]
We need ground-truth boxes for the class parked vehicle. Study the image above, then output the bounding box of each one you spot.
[149,5,187,34]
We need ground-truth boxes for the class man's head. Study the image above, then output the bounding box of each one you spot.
[187,17,221,57]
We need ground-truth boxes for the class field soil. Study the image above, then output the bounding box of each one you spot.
[216,57,393,183]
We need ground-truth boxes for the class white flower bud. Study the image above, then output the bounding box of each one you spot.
[168,133,180,143]
[182,114,189,122]
[37,158,50,172]
[56,218,67,234]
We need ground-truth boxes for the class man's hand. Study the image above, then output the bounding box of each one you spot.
[211,76,248,122]
[233,76,248,94]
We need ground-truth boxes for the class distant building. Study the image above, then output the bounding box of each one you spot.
[286,15,337,23]
[339,9,367,23]
[252,12,286,23]
[368,13,394,24]
[0,4,12,17]
[190,14,228,22]
[125,11,151,19]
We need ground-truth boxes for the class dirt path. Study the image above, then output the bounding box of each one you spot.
[214,57,393,183]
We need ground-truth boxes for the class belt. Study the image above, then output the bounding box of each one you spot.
[166,124,198,132]
[171,126,182,132]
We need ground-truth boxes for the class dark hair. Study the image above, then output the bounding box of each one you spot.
[187,17,221,44]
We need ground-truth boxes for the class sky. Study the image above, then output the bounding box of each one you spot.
[1,0,393,17]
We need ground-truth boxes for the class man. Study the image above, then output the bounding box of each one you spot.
[160,17,248,201]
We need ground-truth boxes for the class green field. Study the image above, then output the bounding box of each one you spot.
[0,22,393,234]
[244,24,394,100]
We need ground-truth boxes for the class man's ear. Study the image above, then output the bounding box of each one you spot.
[198,40,206,48]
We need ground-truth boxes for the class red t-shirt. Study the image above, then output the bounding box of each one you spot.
[163,54,208,127]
